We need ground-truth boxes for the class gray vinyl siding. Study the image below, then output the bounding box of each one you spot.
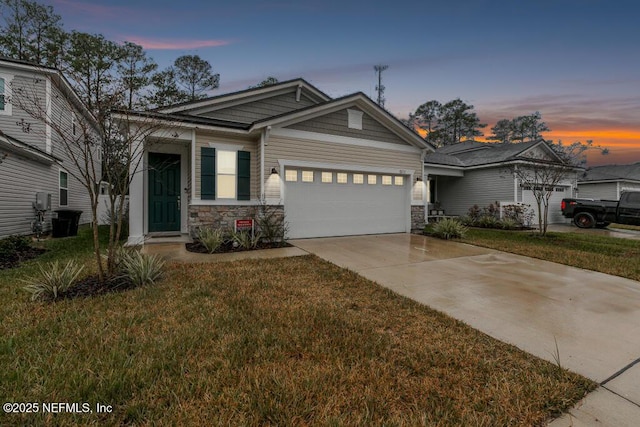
[0,70,99,237]
[0,72,48,151]
[620,182,640,194]
[577,182,618,200]
[287,107,407,145]
[435,168,513,216]
[264,135,422,200]
[201,92,317,123]
[193,132,259,200]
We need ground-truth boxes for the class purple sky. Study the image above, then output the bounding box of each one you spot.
[45,0,640,165]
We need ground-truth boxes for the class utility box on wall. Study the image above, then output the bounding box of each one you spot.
[34,192,51,211]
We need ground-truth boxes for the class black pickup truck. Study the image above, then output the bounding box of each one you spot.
[561,191,640,228]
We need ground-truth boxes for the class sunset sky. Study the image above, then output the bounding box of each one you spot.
[44,0,640,166]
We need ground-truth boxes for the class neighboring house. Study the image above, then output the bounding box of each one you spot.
[0,57,101,238]
[424,140,580,224]
[114,79,431,244]
[577,163,640,200]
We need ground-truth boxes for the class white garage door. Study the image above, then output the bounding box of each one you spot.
[522,185,571,225]
[284,168,409,239]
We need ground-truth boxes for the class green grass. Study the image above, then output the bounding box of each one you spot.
[462,228,640,281]
[0,231,595,426]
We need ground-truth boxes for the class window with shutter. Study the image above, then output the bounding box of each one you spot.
[201,147,216,199]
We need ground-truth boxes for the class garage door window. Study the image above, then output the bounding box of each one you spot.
[353,174,364,184]
[382,175,392,185]
[322,172,332,183]
[285,170,297,182]
[302,171,314,182]
[368,175,377,185]
[337,173,347,184]
[394,176,404,186]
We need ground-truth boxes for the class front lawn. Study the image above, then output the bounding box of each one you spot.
[462,228,640,281]
[1,236,595,425]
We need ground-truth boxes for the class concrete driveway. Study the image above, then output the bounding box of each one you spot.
[291,233,640,426]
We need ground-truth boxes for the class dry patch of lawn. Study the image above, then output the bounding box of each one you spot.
[1,255,594,426]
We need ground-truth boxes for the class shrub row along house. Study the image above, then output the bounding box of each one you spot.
[0,57,101,238]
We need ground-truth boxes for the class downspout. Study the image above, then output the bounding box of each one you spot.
[260,126,271,200]
[421,148,429,224]
[513,164,519,202]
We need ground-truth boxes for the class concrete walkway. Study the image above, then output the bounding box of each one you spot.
[291,233,640,426]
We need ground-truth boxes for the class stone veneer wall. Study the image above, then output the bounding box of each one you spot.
[411,205,426,231]
[188,205,284,237]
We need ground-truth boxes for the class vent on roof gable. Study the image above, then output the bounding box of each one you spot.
[347,109,363,130]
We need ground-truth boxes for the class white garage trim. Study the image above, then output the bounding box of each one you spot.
[282,162,413,239]
[278,159,414,176]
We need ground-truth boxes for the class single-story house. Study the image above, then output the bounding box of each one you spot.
[0,57,101,238]
[424,140,581,224]
[115,79,432,244]
[577,163,640,200]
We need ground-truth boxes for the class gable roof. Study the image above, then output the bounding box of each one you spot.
[156,78,330,115]
[115,81,432,150]
[424,139,566,168]
[579,163,640,183]
[0,56,100,132]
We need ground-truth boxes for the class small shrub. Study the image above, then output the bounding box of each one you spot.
[467,205,482,222]
[22,260,84,301]
[198,227,226,253]
[483,201,501,219]
[231,230,262,250]
[120,250,164,287]
[458,215,476,227]
[430,218,467,240]
[500,218,519,230]
[477,215,501,228]
[0,235,32,261]
[256,203,288,246]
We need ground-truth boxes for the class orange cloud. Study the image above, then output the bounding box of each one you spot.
[121,37,233,50]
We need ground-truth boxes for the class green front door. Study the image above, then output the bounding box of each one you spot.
[148,152,181,232]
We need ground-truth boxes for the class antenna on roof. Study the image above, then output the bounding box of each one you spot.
[373,64,388,109]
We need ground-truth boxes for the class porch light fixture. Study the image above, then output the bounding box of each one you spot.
[271,167,278,175]
[416,177,423,182]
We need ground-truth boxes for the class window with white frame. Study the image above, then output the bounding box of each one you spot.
[302,170,314,182]
[0,77,5,112]
[285,169,297,182]
[382,175,392,185]
[71,112,77,136]
[353,174,364,184]
[0,75,11,115]
[394,176,404,186]
[368,174,377,185]
[347,109,363,130]
[337,172,347,184]
[217,150,236,199]
[59,170,68,206]
[321,172,332,183]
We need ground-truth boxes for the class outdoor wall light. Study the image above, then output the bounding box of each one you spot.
[271,167,278,175]
[416,177,423,182]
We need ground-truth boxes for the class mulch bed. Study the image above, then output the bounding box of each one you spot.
[62,275,136,300]
[0,247,47,270]
[186,240,292,254]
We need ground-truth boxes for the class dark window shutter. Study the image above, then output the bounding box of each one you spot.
[237,151,251,201]
[201,147,216,200]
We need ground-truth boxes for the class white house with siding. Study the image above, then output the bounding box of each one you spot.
[424,140,580,224]
[0,57,100,238]
[114,79,432,245]
[576,163,640,200]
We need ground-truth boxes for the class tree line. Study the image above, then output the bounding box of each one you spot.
[0,0,220,118]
